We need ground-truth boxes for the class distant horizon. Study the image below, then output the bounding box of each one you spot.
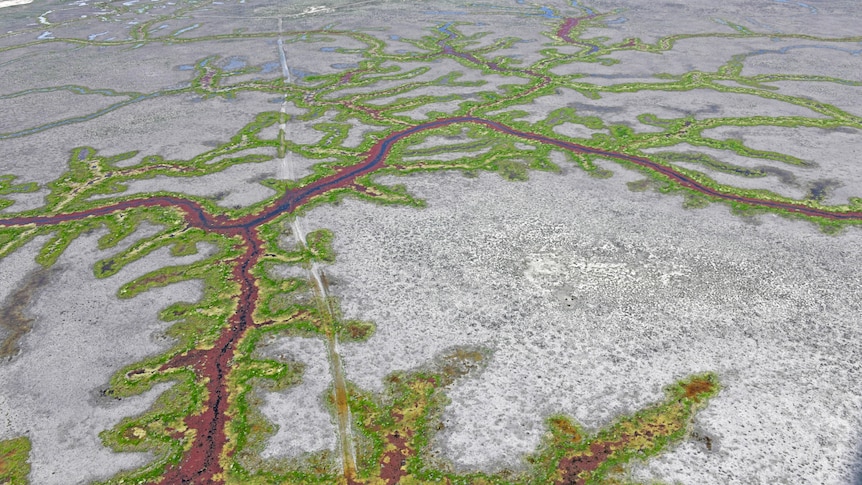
[0,0,34,8]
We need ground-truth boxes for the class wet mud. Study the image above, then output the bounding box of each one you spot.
[0,267,54,361]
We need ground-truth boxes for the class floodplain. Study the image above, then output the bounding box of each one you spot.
[0,0,861,484]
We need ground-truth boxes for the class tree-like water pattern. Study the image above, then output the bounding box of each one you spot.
[1,1,861,483]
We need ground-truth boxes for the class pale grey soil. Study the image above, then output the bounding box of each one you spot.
[0,90,120,134]
[770,81,862,118]
[702,125,862,206]
[641,144,813,201]
[0,43,193,93]
[0,0,860,482]
[0,91,278,213]
[89,147,281,209]
[303,164,862,483]
[0,225,211,483]
[257,336,337,459]
[582,0,860,44]
[740,44,862,83]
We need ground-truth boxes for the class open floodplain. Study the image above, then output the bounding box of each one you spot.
[0,0,861,484]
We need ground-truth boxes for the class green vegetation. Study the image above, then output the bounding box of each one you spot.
[529,373,719,484]
[344,350,718,485]
[0,1,859,482]
[0,436,31,485]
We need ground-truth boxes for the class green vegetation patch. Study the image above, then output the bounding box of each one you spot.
[0,436,31,485]
[652,151,768,178]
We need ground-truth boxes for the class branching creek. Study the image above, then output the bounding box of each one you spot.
[1,116,860,482]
